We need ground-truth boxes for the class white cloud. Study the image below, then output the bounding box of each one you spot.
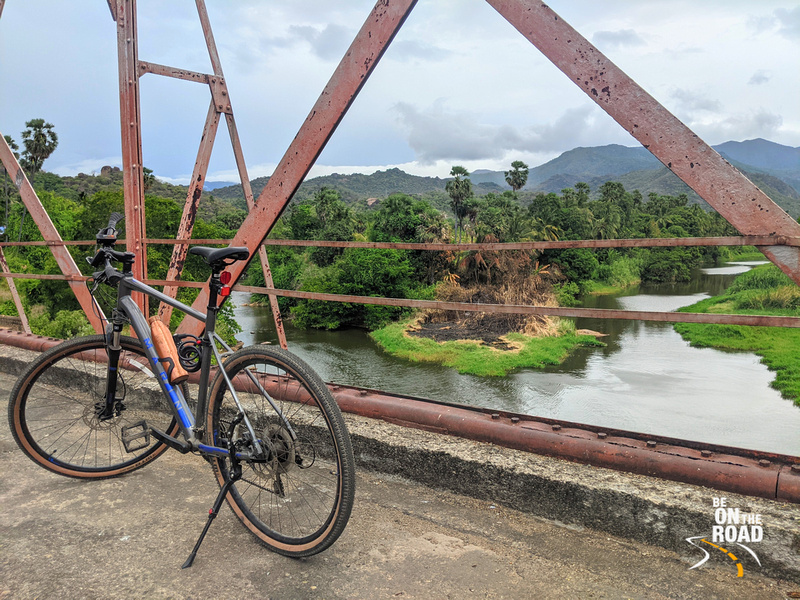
[748,70,771,85]
[693,109,783,143]
[52,157,122,178]
[669,89,723,114]
[288,24,355,61]
[592,29,646,49]
[775,6,800,42]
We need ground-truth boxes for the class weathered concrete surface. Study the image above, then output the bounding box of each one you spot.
[1,347,800,598]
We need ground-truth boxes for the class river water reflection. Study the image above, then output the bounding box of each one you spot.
[233,261,800,455]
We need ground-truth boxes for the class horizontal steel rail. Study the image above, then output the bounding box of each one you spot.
[5,234,794,249]
[3,233,799,327]
[3,270,796,327]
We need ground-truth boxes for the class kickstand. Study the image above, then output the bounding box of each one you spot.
[182,414,244,569]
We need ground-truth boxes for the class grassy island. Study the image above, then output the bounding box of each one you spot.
[675,264,800,405]
[370,318,602,377]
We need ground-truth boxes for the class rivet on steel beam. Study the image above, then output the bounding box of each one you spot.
[792,464,800,473]
[358,389,368,397]
[510,417,520,424]
[646,440,657,448]
[758,459,771,467]
[491,413,500,420]
[597,432,607,439]
[701,450,713,458]
[552,424,561,431]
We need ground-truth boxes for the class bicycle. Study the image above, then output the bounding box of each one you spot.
[7,213,355,568]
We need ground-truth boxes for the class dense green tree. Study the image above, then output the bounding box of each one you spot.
[143,167,156,192]
[2,135,19,240]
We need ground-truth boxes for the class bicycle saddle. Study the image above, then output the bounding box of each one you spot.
[189,246,250,268]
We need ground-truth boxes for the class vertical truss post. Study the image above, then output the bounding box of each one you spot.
[485,0,800,284]
[115,0,149,314]
[178,0,419,336]
[0,133,105,333]
[0,247,31,333]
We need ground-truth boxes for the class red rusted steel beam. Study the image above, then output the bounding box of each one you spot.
[258,235,799,251]
[137,60,210,84]
[0,248,30,333]
[0,273,91,282]
[329,385,800,502]
[144,235,797,250]
[485,0,800,285]
[177,0,420,336]
[115,0,148,315]
[0,133,105,333]
[234,284,800,328]
[0,0,5,20]
[158,100,221,324]
[0,240,97,247]
[144,238,233,245]
[0,268,794,328]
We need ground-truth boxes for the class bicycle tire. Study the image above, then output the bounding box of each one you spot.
[206,346,355,557]
[8,334,182,479]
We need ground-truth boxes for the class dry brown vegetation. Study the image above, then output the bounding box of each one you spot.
[411,250,562,344]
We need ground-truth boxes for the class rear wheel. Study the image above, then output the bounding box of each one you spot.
[206,346,355,557]
[8,335,181,478]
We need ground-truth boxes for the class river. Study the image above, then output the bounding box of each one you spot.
[233,261,800,456]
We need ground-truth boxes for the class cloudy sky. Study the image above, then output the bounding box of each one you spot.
[1,1,798,185]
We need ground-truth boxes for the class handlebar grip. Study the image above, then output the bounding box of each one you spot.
[107,212,125,230]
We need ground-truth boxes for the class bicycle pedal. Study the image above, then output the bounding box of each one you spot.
[121,420,150,453]
[150,427,192,454]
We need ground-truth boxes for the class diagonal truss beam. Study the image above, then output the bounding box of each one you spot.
[177,0,419,335]
[484,0,800,284]
[0,133,105,332]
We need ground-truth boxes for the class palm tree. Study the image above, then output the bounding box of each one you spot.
[20,119,58,177]
[445,165,472,243]
[19,119,58,241]
[504,160,529,193]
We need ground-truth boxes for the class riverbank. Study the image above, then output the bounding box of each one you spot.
[675,264,800,406]
[370,318,602,377]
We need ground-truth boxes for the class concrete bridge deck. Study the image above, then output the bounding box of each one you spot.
[1,348,799,599]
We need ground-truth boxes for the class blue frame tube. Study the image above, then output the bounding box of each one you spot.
[119,295,196,437]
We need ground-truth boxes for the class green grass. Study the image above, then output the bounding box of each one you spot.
[675,265,800,405]
[370,319,603,377]
[726,249,768,262]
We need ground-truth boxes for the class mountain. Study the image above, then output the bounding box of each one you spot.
[42,138,800,220]
[203,181,237,191]
[208,167,504,212]
[715,139,800,172]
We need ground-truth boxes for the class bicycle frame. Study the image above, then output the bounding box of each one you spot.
[107,272,265,460]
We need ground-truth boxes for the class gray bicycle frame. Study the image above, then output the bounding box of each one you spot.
[111,273,290,458]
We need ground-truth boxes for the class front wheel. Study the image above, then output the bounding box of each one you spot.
[7,335,182,478]
[206,346,355,557]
